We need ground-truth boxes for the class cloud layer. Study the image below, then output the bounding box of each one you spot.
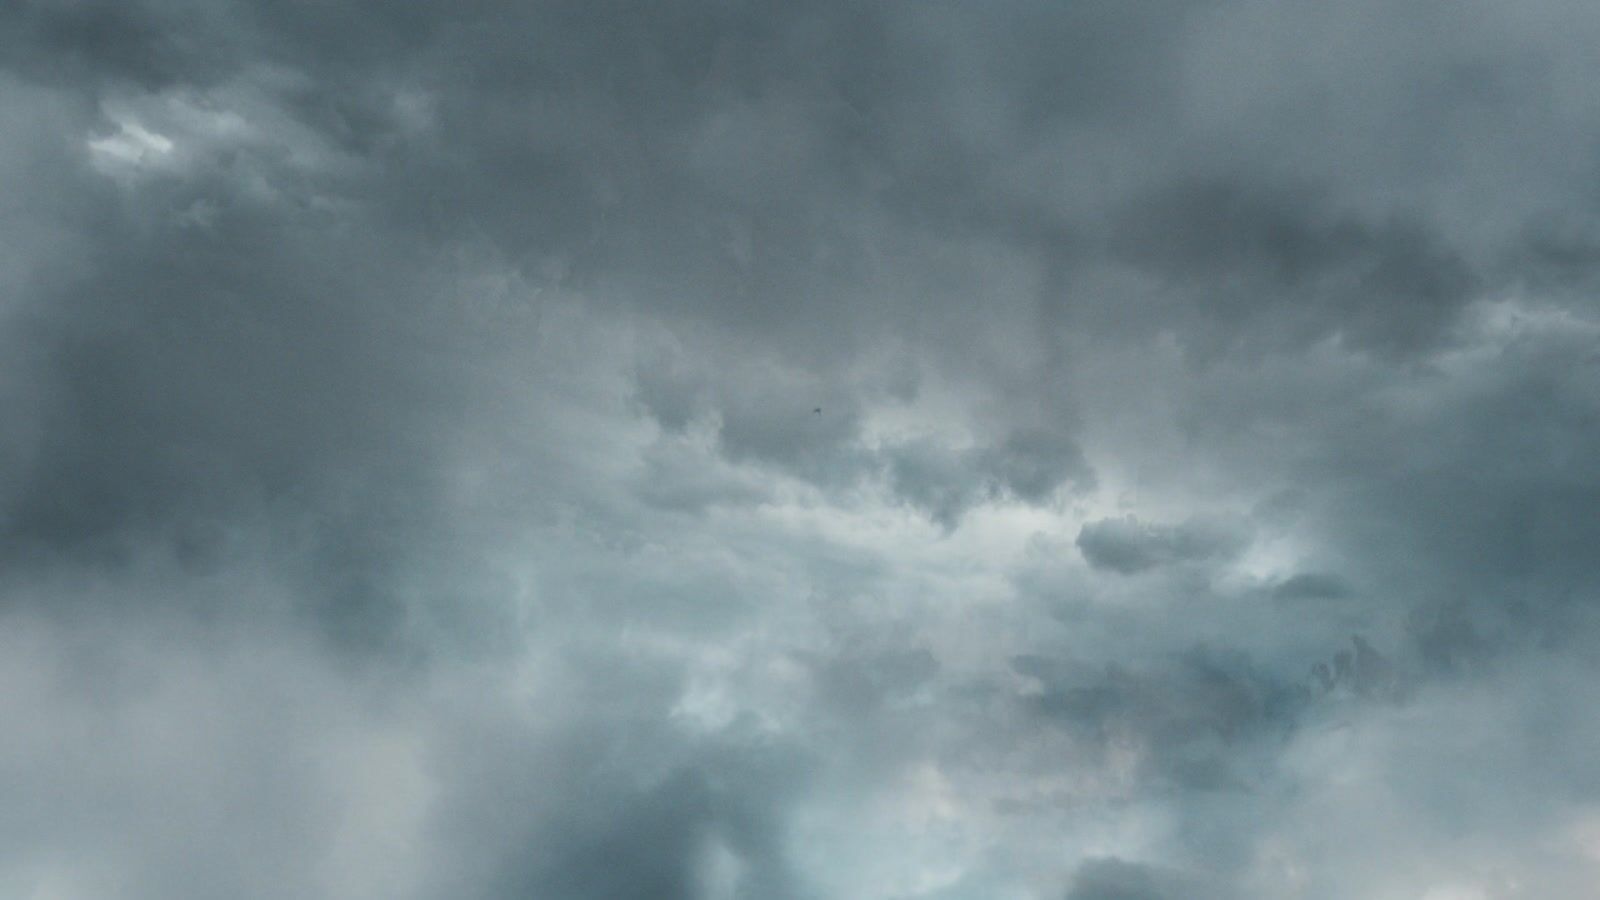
[5,1,1600,897]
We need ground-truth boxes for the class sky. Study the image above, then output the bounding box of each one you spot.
[4,1,1600,898]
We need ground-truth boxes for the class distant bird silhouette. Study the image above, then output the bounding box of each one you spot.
[813,407,822,415]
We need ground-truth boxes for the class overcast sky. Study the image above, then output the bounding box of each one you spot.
[4,1,1600,898]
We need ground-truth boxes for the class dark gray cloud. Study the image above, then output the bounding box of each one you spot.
[1270,572,1351,602]
[6,0,1600,896]
[419,654,816,900]
[1075,515,1249,575]
[1103,177,1481,358]
[1064,857,1219,900]
[1015,645,1306,794]
[885,429,1093,528]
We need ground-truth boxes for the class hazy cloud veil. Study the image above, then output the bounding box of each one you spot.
[4,1,1600,898]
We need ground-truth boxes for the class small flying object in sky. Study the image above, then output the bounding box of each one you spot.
[813,407,822,415]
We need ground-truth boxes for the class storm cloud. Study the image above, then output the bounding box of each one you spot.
[4,0,1600,897]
